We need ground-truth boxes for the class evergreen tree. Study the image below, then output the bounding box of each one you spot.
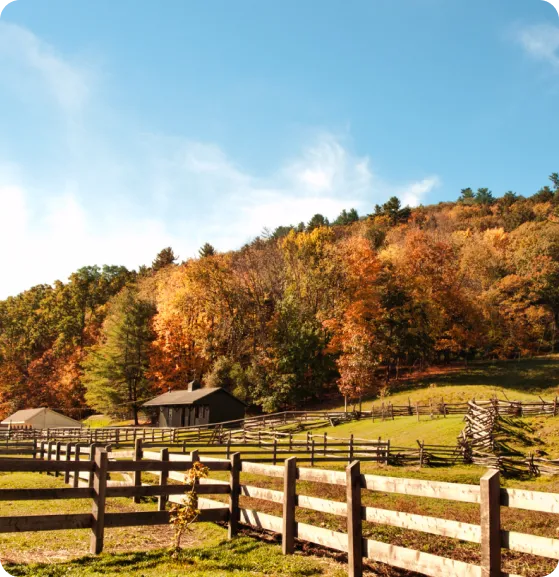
[374,197,411,224]
[334,208,359,225]
[82,287,156,424]
[152,247,177,271]
[199,243,216,258]
[531,186,554,204]
[458,188,475,203]
[307,214,329,231]
[474,188,495,205]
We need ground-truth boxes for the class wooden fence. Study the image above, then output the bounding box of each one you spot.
[458,401,559,477]
[2,448,559,576]
[1,397,557,445]
[0,436,467,469]
[0,435,390,466]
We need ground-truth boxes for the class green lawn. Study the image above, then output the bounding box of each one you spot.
[298,356,559,450]
[309,415,465,448]
[6,538,346,577]
[2,464,558,577]
[326,356,559,413]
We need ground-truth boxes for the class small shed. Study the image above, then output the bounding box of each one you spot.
[1,408,83,430]
[142,380,246,427]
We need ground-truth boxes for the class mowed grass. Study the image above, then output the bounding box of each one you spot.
[0,471,223,564]
[6,538,347,577]
[326,356,559,413]
[309,415,465,447]
[299,356,559,448]
[0,472,346,577]
[2,465,559,577]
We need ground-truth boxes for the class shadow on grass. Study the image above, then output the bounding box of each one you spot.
[407,357,559,393]
[6,537,328,577]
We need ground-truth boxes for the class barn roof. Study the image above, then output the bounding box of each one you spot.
[142,388,245,407]
[1,407,46,423]
[1,407,83,427]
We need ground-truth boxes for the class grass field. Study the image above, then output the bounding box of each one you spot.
[3,465,557,577]
[325,356,559,413]
[301,356,559,450]
[5,538,347,577]
[309,415,465,447]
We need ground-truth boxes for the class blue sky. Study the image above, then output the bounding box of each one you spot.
[0,0,558,298]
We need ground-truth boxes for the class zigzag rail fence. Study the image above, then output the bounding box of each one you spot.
[458,401,559,476]
[1,443,559,576]
[2,397,558,445]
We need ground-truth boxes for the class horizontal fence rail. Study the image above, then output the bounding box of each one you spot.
[2,445,559,576]
[2,397,557,445]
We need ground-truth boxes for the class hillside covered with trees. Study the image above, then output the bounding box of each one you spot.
[2,173,559,422]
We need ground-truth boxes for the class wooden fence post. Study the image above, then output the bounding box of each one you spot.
[158,448,169,511]
[310,439,315,467]
[348,434,354,463]
[228,452,241,539]
[90,448,108,554]
[89,444,97,488]
[323,432,327,456]
[346,460,362,577]
[385,440,390,465]
[282,457,297,555]
[73,444,81,488]
[480,469,501,577]
[416,402,420,422]
[55,442,62,477]
[273,438,278,465]
[32,438,37,460]
[64,443,72,484]
[133,438,143,504]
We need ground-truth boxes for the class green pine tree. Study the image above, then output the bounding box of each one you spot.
[83,286,156,425]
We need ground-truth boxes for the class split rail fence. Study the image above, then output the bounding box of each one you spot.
[1,397,558,445]
[1,445,559,576]
[459,401,559,476]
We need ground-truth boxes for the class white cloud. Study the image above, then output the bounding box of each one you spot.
[0,24,441,298]
[399,176,441,207]
[0,22,90,114]
[516,24,559,68]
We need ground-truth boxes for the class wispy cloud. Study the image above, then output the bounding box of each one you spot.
[516,23,559,68]
[0,22,90,114]
[0,24,441,298]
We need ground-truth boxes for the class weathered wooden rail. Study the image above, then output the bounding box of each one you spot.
[2,444,559,576]
[458,401,559,477]
[1,397,557,445]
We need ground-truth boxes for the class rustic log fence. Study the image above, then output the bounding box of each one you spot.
[458,401,559,477]
[2,448,559,577]
[1,397,558,445]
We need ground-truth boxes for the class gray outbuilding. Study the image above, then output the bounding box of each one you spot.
[142,380,246,427]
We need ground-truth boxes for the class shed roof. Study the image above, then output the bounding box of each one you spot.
[1,408,83,427]
[2,408,46,423]
[142,387,245,407]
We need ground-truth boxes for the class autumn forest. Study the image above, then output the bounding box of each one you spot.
[2,173,559,423]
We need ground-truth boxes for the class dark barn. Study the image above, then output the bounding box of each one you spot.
[142,380,246,427]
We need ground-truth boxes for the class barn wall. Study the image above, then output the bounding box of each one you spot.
[205,391,245,424]
[154,391,245,428]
